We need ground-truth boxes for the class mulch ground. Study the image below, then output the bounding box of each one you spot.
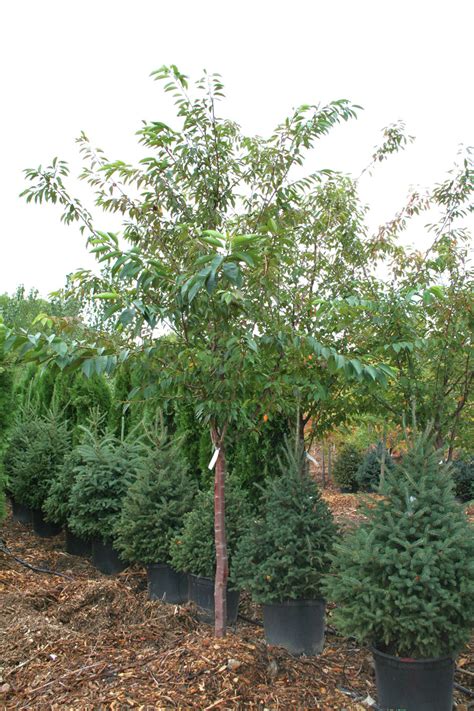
[1,494,473,710]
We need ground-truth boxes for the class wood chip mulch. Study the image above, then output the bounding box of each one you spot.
[1,497,473,710]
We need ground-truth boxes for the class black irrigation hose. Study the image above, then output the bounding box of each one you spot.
[454,681,474,698]
[0,538,73,580]
[237,613,263,627]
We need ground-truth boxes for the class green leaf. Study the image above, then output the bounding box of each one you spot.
[222,262,241,285]
[94,292,120,301]
[118,308,135,327]
[187,278,205,303]
[81,359,94,377]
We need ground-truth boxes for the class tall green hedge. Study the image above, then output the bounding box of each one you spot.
[52,372,112,443]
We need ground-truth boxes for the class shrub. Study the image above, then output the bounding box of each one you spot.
[323,432,474,658]
[170,474,252,579]
[231,439,337,602]
[44,411,111,527]
[451,456,474,502]
[4,411,71,510]
[355,442,394,492]
[333,444,363,492]
[68,429,144,543]
[43,449,85,527]
[0,464,7,523]
[114,435,197,564]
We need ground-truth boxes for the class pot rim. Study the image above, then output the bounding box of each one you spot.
[263,598,326,607]
[371,645,454,664]
[188,572,213,582]
[147,562,173,571]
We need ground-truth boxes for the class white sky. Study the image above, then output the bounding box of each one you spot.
[1,0,472,297]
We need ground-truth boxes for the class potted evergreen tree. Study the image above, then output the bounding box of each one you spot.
[323,431,474,711]
[451,455,473,502]
[333,444,363,493]
[43,448,92,555]
[4,411,70,535]
[115,433,197,603]
[231,439,337,655]
[68,428,144,574]
[170,475,251,624]
[355,441,394,492]
[3,416,40,523]
[44,411,109,555]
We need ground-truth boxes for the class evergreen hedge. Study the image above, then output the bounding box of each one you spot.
[231,440,337,602]
[323,432,474,658]
[52,372,112,443]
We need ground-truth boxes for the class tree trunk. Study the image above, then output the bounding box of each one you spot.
[211,424,228,638]
[328,443,332,481]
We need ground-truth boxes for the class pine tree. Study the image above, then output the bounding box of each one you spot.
[114,434,197,564]
[323,431,474,658]
[43,449,85,526]
[170,474,252,579]
[231,439,337,602]
[451,456,474,502]
[355,442,394,492]
[333,444,363,492]
[4,410,71,510]
[0,318,13,520]
[68,429,144,543]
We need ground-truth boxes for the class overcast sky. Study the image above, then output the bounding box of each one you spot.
[1,0,472,297]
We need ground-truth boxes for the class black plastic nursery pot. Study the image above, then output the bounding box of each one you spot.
[31,508,62,538]
[92,538,127,575]
[263,598,326,656]
[65,528,92,557]
[372,646,454,711]
[147,563,189,604]
[188,574,240,624]
[11,500,32,524]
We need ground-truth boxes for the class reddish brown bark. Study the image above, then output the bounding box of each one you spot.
[211,425,228,638]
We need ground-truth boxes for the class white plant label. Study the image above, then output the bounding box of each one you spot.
[306,452,318,465]
[208,448,220,470]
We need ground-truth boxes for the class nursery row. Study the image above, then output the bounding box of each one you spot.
[3,406,474,711]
